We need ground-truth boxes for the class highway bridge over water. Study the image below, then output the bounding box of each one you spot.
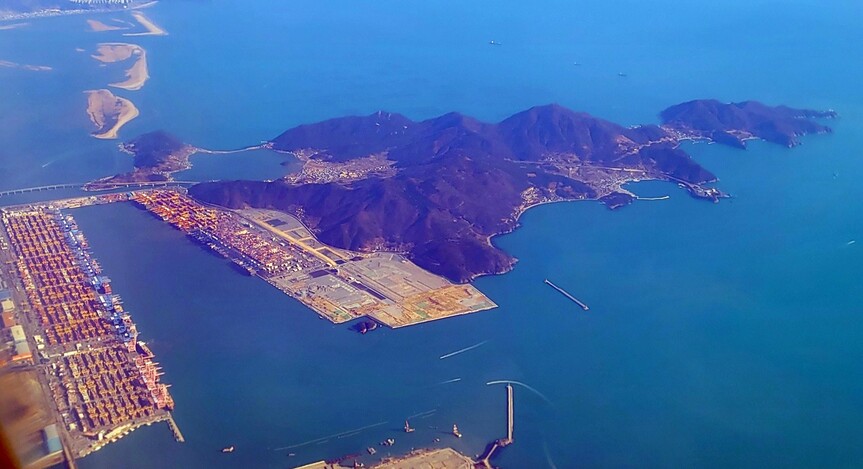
[0,180,201,198]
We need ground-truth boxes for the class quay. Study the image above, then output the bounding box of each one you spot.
[0,205,177,461]
[544,278,589,310]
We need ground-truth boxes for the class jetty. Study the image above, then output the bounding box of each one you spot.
[544,279,589,310]
[478,384,515,467]
[166,414,185,443]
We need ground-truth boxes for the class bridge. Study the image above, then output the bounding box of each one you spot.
[0,184,81,196]
[0,180,200,198]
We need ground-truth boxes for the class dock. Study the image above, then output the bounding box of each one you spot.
[544,279,589,310]
[166,414,185,443]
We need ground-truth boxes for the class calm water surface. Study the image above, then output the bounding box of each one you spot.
[2,1,862,467]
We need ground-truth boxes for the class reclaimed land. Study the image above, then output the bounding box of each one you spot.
[132,190,496,327]
[0,206,177,459]
[188,100,835,283]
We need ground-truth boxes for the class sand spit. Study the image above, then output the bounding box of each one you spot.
[0,59,51,71]
[0,22,28,30]
[92,43,149,91]
[85,89,139,139]
[87,19,132,32]
[124,11,167,36]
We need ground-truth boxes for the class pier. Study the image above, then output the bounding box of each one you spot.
[166,414,185,443]
[544,279,589,310]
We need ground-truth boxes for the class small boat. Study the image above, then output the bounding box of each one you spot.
[367,447,376,455]
[452,424,462,438]
[488,40,502,46]
[404,420,415,433]
[221,446,235,453]
[618,72,628,77]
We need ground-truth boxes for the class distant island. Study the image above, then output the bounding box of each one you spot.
[117,100,832,283]
[0,0,152,21]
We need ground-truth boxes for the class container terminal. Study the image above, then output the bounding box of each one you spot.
[131,190,497,328]
[0,205,179,462]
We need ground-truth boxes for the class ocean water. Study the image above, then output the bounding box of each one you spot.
[2,1,862,467]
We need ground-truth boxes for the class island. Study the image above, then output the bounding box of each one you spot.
[84,89,139,139]
[184,100,834,283]
[91,42,149,91]
[84,130,196,189]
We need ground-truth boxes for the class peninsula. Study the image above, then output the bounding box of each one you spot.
[186,100,834,283]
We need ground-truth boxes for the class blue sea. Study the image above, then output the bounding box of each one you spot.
[2,1,862,467]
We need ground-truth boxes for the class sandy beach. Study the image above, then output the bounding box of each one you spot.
[92,43,149,91]
[85,89,139,139]
[125,11,168,36]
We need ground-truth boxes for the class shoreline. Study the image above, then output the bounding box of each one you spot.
[470,179,676,283]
